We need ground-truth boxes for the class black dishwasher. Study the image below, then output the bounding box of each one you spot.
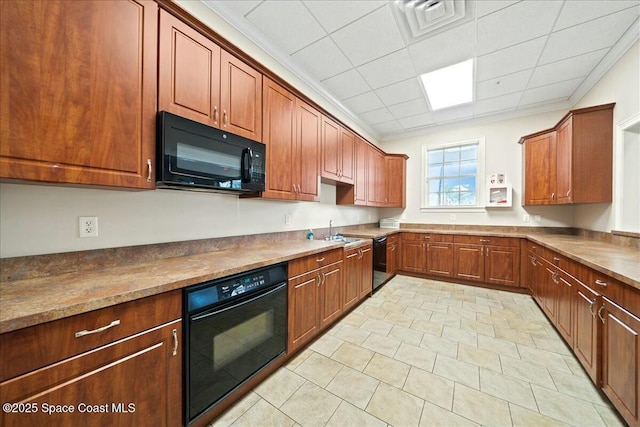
[373,236,388,291]
[183,263,287,425]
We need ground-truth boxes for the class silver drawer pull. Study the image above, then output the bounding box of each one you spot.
[146,159,152,182]
[597,305,606,324]
[595,279,608,288]
[553,257,560,262]
[172,329,179,356]
[75,320,120,338]
[316,257,325,263]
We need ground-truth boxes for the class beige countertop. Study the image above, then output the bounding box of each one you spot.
[0,240,343,334]
[1,229,638,335]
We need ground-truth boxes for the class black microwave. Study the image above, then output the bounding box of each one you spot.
[157,111,265,193]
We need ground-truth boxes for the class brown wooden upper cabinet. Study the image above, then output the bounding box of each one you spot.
[0,0,158,189]
[321,116,354,184]
[385,154,408,208]
[367,147,387,206]
[336,136,368,205]
[159,10,262,142]
[261,77,320,201]
[520,103,614,206]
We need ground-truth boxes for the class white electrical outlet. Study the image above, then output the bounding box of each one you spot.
[79,216,98,238]
[523,214,530,222]
[450,214,456,221]
[284,214,291,225]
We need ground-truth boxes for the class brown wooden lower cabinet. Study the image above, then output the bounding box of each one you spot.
[344,244,373,311]
[453,236,520,286]
[287,249,343,353]
[426,240,454,278]
[601,297,640,427]
[574,279,600,383]
[0,291,182,427]
[401,238,426,273]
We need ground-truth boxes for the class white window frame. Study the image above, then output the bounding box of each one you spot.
[420,137,486,212]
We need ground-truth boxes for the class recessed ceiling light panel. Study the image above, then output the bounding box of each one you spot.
[420,59,474,110]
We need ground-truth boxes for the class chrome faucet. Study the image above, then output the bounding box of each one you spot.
[329,220,333,239]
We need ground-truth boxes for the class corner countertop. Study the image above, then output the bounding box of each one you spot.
[345,228,639,289]
[0,240,343,334]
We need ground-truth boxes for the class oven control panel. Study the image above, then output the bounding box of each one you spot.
[186,262,287,313]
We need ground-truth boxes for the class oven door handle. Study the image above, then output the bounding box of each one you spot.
[191,282,286,322]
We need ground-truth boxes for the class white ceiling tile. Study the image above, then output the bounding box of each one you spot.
[398,113,435,129]
[291,37,352,81]
[408,21,475,74]
[473,92,521,116]
[476,0,521,18]
[342,91,384,114]
[476,69,533,100]
[477,1,563,55]
[331,5,405,66]
[431,104,474,123]
[372,120,403,134]
[206,0,262,17]
[519,77,584,106]
[554,1,639,31]
[321,69,371,99]
[360,107,395,125]
[357,49,416,89]
[304,0,386,33]
[389,98,429,119]
[476,37,546,81]
[246,1,326,54]
[529,48,607,88]
[375,78,423,106]
[539,7,640,65]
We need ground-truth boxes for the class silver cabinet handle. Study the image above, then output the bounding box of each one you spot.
[146,159,152,182]
[486,247,489,257]
[317,273,322,287]
[214,106,219,125]
[551,192,555,200]
[531,256,537,266]
[317,257,325,263]
[552,271,559,284]
[223,109,228,126]
[553,257,560,262]
[480,239,490,243]
[597,305,606,324]
[595,279,608,288]
[75,319,120,338]
[481,247,484,256]
[588,299,597,317]
[172,328,178,356]
[566,189,571,197]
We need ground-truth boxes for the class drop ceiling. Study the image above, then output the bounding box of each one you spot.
[203,0,640,142]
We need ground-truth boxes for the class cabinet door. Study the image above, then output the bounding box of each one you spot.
[601,298,640,427]
[321,116,341,181]
[385,156,406,208]
[426,242,454,277]
[556,117,573,204]
[288,271,320,352]
[485,245,520,286]
[524,131,557,205]
[359,247,373,300]
[454,244,484,282]
[220,50,262,142]
[555,271,574,345]
[367,148,386,206]
[320,263,343,328]
[386,241,398,275]
[530,254,545,307]
[354,138,368,204]
[340,128,355,184]
[158,10,220,127]
[295,99,321,201]
[343,250,361,311]
[401,241,426,273]
[574,280,600,383]
[262,78,296,200]
[0,320,181,427]
[0,0,157,189]
[541,262,558,321]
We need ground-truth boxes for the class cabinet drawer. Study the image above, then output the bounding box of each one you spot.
[289,249,342,278]
[590,271,640,318]
[454,235,519,247]
[403,233,453,243]
[0,290,181,382]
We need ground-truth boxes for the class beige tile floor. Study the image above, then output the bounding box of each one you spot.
[212,275,625,427]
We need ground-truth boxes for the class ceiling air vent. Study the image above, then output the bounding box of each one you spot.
[392,0,469,43]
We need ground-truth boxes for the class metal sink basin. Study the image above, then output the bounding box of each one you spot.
[324,235,364,243]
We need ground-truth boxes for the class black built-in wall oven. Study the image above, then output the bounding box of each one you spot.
[183,263,287,425]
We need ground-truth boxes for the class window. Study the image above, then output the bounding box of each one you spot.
[422,139,484,210]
